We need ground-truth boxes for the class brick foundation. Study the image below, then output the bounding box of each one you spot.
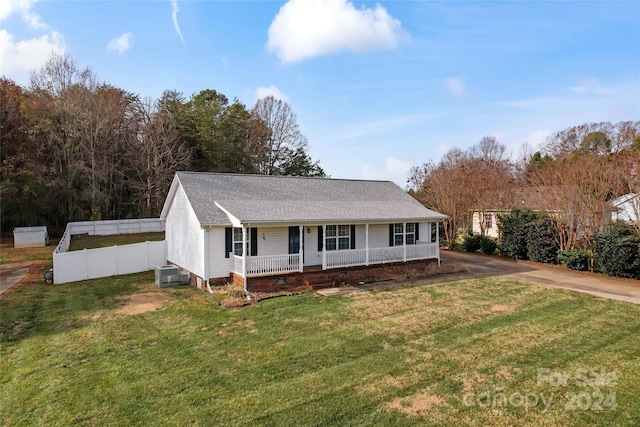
[242,259,438,293]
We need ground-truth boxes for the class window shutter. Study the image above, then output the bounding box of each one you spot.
[250,227,258,256]
[350,225,356,249]
[317,226,323,251]
[389,224,394,246]
[415,223,420,243]
[224,227,232,258]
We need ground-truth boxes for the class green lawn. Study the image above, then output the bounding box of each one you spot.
[1,267,639,425]
[68,232,165,251]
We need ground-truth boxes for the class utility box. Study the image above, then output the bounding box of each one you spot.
[155,265,180,288]
[13,226,49,248]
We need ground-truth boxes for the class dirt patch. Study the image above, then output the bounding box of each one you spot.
[388,391,448,417]
[116,290,171,315]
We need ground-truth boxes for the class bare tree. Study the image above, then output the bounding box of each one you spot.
[251,96,308,175]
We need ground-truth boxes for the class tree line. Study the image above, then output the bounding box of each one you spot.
[409,121,640,249]
[1,53,324,234]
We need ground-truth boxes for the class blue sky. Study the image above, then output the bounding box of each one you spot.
[1,0,639,186]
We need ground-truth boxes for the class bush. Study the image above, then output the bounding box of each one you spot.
[479,235,498,255]
[592,222,640,279]
[558,249,589,271]
[497,208,539,259]
[462,231,481,252]
[526,217,559,264]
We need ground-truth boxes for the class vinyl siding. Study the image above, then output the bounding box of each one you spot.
[207,227,230,279]
[165,184,204,277]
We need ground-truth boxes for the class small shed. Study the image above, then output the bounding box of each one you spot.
[13,226,50,248]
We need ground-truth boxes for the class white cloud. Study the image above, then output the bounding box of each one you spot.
[0,0,66,84]
[0,0,46,29]
[0,29,65,84]
[255,85,289,102]
[171,0,185,44]
[569,77,601,94]
[107,32,134,54]
[267,0,407,63]
[444,77,465,96]
[360,156,413,186]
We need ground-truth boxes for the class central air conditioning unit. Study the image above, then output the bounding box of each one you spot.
[155,265,180,288]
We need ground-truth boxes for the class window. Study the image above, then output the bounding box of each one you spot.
[325,225,351,251]
[232,227,250,256]
[390,223,419,246]
[484,214,493,230]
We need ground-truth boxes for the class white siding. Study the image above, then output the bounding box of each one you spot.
[207,227,230,279]
[368,224,390,248]
[418,222,432,243]
[258,226,289,256]
[472,212,500,238]
[165,184,204,277]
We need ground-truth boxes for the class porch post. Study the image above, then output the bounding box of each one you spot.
[436,222,440,266]
[299,225,304,273]
[365,224,369,266]
[242,226,247,292]
[322,224,326,270]
[403,222,407,262]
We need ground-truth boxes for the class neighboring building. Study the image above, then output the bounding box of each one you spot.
[160,172,447,292]
[609,193,639,225]
[13,226,49,248]
[471,187,617,238]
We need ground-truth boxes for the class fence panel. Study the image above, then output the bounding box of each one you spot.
[53,241,167,284]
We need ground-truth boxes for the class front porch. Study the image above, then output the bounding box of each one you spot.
[231,242,440,278]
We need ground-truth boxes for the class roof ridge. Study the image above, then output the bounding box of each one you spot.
[176,171,393,184]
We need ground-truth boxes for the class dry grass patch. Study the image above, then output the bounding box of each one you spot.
[388,389,449,418]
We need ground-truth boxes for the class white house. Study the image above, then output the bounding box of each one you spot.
[609,193,639,225]
[160,172,447,292]
[13,226,49,248]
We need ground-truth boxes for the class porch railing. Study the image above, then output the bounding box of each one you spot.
[232,243,438,278]
[326,248,367,268]
[232,253,301,277]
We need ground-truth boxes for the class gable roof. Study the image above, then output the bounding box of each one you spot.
[161,172,446,226]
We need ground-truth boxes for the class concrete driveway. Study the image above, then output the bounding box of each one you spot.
[440,250,640,305]
[0,261,31,296]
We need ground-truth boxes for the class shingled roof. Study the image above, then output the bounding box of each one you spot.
[161,172,446,226]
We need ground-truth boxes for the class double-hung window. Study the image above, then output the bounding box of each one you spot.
[233,228,250,256]
[325,225,350,251]
[391,223,418,246]
[484,214,493,230]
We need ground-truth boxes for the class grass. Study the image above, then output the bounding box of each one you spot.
[68,232,165,251]
[1,251,640,426]
[0,238,55,263]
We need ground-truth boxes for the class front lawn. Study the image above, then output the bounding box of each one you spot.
[1,269,639,425]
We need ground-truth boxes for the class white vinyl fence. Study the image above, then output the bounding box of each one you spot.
[53,219,166,284]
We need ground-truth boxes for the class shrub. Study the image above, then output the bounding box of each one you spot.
[479,235,498,255]
[497,208,539,259]
[526,217,559,264]
[592,222,640,279]
[462,231,481,252]
[558,249,589,271]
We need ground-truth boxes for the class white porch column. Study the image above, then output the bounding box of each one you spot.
[203,228,209,285]
[436,222,440,266]
[365,224,369,266]
[403,222,407,262]
[322,224,327,270]
[299,225,304,273]
[242,226,247,292]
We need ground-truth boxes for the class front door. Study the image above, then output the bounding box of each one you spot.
[288,226,300,255]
